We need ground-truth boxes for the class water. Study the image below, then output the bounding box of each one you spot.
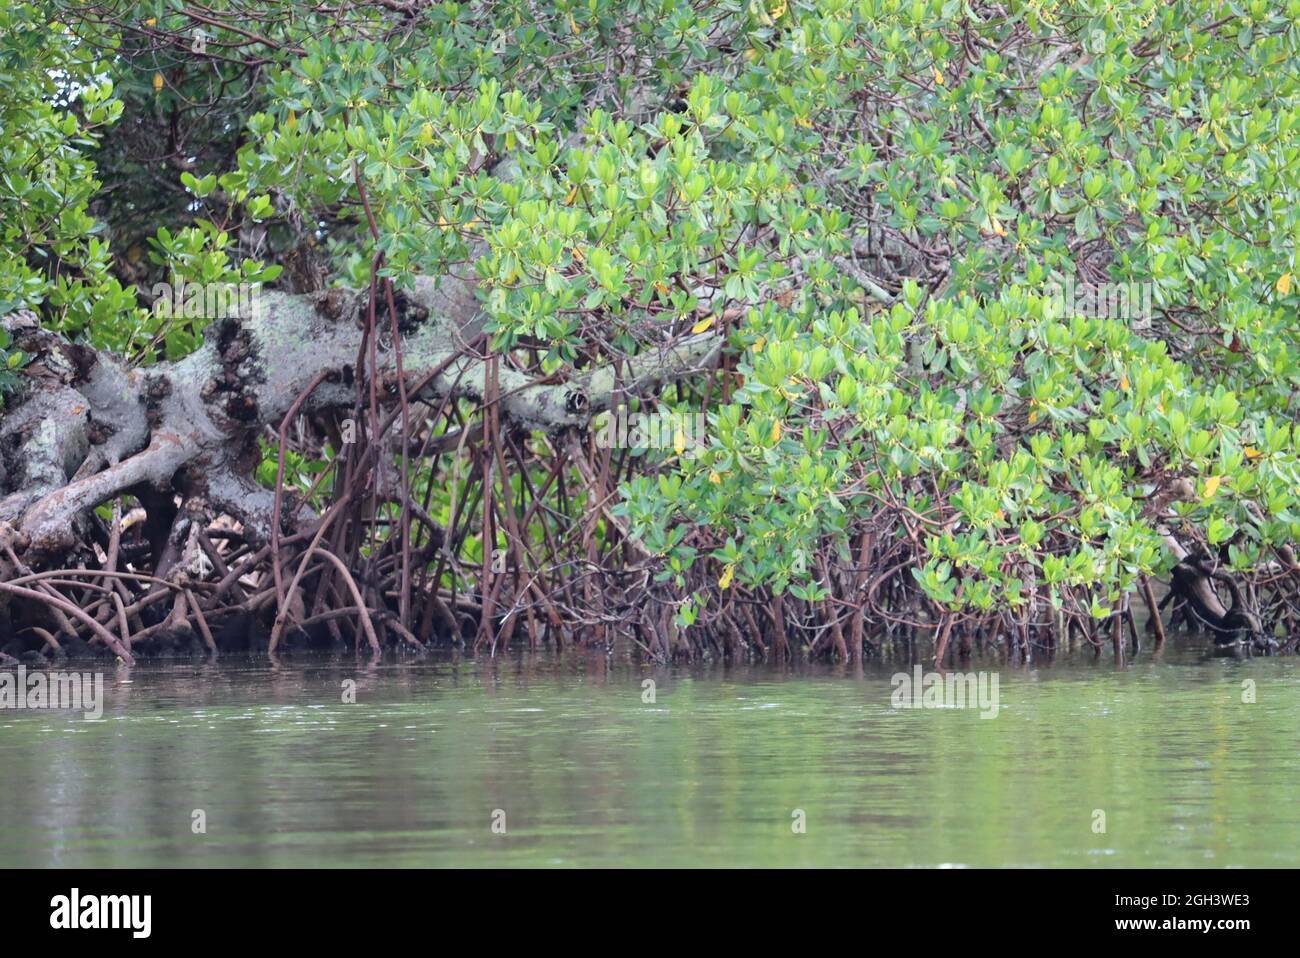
[2,643,1298,867]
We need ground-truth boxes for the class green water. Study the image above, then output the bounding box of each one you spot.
[1,643,1298,867]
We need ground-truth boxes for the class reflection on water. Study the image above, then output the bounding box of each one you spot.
[1,641,1298,867]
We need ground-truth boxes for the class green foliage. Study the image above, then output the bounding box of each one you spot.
[0,2,126,391]
[144,221,281,358]
[0,3,289,367]
[610,0,1300,616]
[8,0,1300,620]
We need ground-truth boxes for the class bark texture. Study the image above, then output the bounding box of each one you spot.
[1,280,717,562]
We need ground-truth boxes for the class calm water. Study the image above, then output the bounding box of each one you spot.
[2,642,1298,867]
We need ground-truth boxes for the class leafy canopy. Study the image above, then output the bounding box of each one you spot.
[8,0,1300,623]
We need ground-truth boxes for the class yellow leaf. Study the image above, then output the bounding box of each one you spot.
[570,246,585,263]
[691,314,716,335]
[933,66,945,86]
[564,184,579,205]
[719,563,735,590]
[771,420,782,443]
[145,17,156,27]
[1028,410,1039,425]
[1204,475,1222,497]
[674,429,686,455]
[708,471,721,484]
[752,335,766,352]
[1244,446,1262,460]
[286,110,297,130]
[1278,273,1292,295]
[568,12,580,34]
[152,72,164,93]
[1119,373,1130,391]
[419,122,433,146]
[769,0,788,17]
